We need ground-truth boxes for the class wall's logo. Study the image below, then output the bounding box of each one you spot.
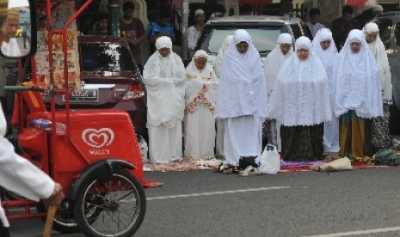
[82,128,115,149]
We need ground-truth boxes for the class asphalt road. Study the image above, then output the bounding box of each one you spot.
[11,167,400,237]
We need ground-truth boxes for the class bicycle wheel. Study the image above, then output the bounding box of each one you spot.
[73,169,146,237]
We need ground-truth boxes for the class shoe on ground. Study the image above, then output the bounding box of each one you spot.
[239,166,259,176]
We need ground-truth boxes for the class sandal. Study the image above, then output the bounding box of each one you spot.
[216,163,225,173]
[221,165,240,175]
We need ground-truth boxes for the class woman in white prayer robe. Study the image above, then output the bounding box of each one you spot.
[263,33,293,150]
[214,35,233,157]
[335,29,383,159]
[184,50,217,160]
[143,36,186,163]
[216,29,268,172]
[364,22,393,150]
[312,28,340,154]
[269,36,332,161]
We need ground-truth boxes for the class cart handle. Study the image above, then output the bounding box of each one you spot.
[4,85,45,93]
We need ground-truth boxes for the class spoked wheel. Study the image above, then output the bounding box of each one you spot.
[74,169,146,237]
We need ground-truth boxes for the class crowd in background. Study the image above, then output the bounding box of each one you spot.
[0,1,387,173]
[139,4,395,176]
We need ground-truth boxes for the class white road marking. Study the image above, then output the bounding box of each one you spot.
[147,186,291,201]
[304,226,400,237]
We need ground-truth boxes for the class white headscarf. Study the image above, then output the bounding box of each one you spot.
[215,35,234,77]
[277,33,292,45]
[216,29,267,119]
[268,36,332,126]
[143,36,186,126]
[312,28,338,69]
[364,22,392,104]
[156,36,173,50]
[186,50,216,80]
[312,28,339,94]
[334,29,383,118]
[264,33,293,97]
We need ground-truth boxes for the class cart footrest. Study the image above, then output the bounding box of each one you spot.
[3,200,46,221]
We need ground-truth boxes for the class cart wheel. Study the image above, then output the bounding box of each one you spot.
[74,169,146,237]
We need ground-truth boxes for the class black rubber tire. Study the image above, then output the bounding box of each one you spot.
[73,169,146,237]
[52,219,80,234]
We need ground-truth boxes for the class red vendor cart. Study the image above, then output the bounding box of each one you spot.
[1,0,158,236]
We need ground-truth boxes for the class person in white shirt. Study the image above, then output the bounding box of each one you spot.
[143,36,186,163]
[0,10,30,57]
[364,22,393,150]
[312,28,340,154]
[187,9,205,58]
[216,29,267,173]
[307,8,325,38]
[0,104,63,237]
[184,50,217,160]
[263,33,293,151]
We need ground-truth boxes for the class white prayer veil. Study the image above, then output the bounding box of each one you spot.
[312,28,338,67]
[185,50,217,111]
[364,22,392,104]
[334,29,383,118]
[216,29,267,119]
[215,35,234,77]
[277,33,293,45]
[143,36,186,126]
[264,33,293,97]
[268,36,332,126]
[156,36,173,50]
[186,50,215,80]
[312,28,339,93]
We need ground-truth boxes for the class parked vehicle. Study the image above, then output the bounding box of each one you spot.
[375,12,400,134]
[196,15,312,65]
[47,36,148,141]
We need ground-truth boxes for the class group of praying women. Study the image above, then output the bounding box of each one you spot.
[142,21,392,174]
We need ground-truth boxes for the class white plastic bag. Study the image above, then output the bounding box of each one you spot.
[138,136,149,162]
[259,145,280,175]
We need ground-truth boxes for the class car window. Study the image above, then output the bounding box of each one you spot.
[80,43,135,73]
[203,25,287,55]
